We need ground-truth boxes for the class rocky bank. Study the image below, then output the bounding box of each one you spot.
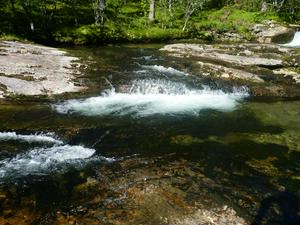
[0,41,84,99]
[161,43,300,97]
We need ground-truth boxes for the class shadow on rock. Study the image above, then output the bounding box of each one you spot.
[252,189,300,225]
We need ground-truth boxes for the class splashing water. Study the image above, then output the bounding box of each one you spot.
[283,32,300,48]
[140,65,188,76]
[0,145,98,179]
[0,132,114,179]
[54,79,249,117]
[0,132,63,144]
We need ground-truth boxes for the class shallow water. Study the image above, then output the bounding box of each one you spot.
[0,45,300,224]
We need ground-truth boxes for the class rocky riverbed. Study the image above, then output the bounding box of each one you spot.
[0,41,84,100]
[1,43,300,225]
[0,156,248,225]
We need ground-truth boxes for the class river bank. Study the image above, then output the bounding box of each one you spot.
[0,41,85,100]
[1,32,299,101]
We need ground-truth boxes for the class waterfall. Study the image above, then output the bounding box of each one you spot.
[283,32,300,48]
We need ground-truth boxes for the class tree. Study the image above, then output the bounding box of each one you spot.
[149,0,155,22]
[94,0,106,24]
[182,0,207,31]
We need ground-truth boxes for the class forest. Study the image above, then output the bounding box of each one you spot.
[0,0,299,44]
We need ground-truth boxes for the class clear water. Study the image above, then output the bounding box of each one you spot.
[0,44,300,224]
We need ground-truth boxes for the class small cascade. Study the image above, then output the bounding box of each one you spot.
[0,132,113,179]
[54,79,249,117]
[0,132,63,144]
[283,31,300,47]
[140,65,188,76]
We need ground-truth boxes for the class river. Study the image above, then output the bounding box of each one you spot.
[0,44,300,224]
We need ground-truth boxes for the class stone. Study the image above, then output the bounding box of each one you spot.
[197,61,264,83]
[251,20,295,44]
[161,44,283,68]
[273,68,300,83]
[161,43,300,97]
[0,41,85,99]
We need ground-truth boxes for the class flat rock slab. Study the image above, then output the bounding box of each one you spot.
[161,43,300,97]
[0,41,84,98]
[161,44,286,68]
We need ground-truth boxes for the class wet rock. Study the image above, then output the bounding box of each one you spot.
[246,157,280,177]
[251,20,295,44]
[161,43,300,97]
[216,32,246,43]
[170,135,204,146]
[161,44,284,68]
[198,61,264,83]
[273,68,300,83]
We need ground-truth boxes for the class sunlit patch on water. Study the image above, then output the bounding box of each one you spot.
[53,79,249,117]
[0,132,114,180]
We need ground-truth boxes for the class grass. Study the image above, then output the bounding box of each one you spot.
[0,34,27,42]
[190,7,281,40]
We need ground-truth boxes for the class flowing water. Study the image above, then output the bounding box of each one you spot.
[283,31,300,48]
[1,45,300,224]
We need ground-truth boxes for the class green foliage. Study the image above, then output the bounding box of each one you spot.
[0,34,25,42]
[189,7,281,40]
[0,0,299,44]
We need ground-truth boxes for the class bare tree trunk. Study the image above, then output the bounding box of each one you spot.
[94,0,105,25]
[149,0,155,22]
[99,0,105,24]
[72,0,78,26]
[168,0,173,27]
[182,14,191,31]
[261,1,268,12]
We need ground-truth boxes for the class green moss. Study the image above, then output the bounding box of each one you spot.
[170,135,204,146]
[0,34,26,42]
[191,7,281,40]
[246,156,281,177]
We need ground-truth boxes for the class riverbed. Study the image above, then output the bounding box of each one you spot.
[0,44,300,224]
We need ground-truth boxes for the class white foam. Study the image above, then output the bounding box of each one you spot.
[54,79,248,117]
[141,65,188,76]
[0,145,112,178]
[0,132,63,144]
[282,32,300,48]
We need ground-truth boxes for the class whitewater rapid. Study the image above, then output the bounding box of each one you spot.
[0,132,113,179]
[0,131,63,144]
[283,31,300,48]
[54,79,249,117]
[140,65,189,76]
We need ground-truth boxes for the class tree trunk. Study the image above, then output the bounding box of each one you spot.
[168,0,173,27]
[94,0,105,25]
[99,0,105,24]
[72,0,78,26]
[149,0,155,22]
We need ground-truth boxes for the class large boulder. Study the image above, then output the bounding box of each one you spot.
[251,20,295,44]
